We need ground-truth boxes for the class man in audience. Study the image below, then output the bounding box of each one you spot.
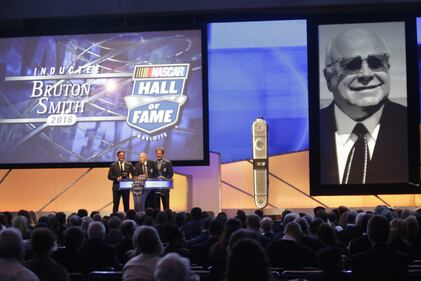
[182,207,203,240]
[352,215,409,281]
[104,216,123,245]
[308,247,351,281]
[349,213,373,257]
[337,211,362,246]
[185,218,210,248]
[52,226,89,274]
[267,221,317,269]
[261,217,275,240]
[154,253,197,281]
[82,221,118,271]
[189,219,223,267]
[123,226,163,281]
[0,228,40,281]
[24,228,69,281]
[115,220,136,264]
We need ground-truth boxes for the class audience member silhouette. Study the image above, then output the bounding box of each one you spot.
[24,228,69,281]
[123,226,163,281]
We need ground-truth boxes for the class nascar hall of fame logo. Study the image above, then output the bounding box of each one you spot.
[125,64,189,134]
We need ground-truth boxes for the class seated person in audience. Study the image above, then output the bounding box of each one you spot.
[154,253,198,281]
[261,217,276,240]
[337,211,362,246]
[225,238,272,281]
[0,228,40,281]
[348,213,373,257]
[52,226,89,274]
[246,214,270,247]
[208,219,242,281]
[388,218,413,261]
[266,222,317,269]
[189,219,223,267]
[104,216,123,246]
[155,211,169,243]
[123,226,163,281]
[295,217,324,253]
[182,207,203,240]
[308,247,351,281]
[405,215,421,259]
[352,215,409,281]
[162,224,190,258]
[81,221,118,271]
[185,218,211,248]
[24,228,69,281]
[317,223,345,252]
[115,220,136,265]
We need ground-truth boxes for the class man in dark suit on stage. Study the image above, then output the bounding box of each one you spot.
[152,147,173,210]
[132,152,154,211]
[107,150,134,213]
[320,28,407,185]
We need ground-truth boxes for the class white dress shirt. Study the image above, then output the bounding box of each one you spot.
[334,104,384,183]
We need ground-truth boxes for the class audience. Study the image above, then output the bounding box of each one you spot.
[0,205,420,281]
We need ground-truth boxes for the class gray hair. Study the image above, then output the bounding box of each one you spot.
[133,226,163,256]
[0,228,24,260]
[87,221,106,240]
[154,253,192,281]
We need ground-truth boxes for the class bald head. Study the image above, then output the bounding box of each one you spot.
[323,28,391,120]
[139,152,148,163]
[325,28,389,66]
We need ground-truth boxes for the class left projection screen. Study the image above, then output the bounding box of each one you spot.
[0,29,207,167]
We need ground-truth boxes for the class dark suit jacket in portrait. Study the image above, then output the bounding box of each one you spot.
[152,158,174,179]
[319,99,408,185]
[107,161,134,191]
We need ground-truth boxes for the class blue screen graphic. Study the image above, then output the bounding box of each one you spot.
[208,20,308,163]
[0,30,204,164]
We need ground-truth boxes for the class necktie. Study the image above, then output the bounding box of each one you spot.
[343,123,369,184]
[119,161,123,171]
[143,164,147,178]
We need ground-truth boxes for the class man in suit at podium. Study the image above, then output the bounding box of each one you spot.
[108,150,134,213]
[132,152,153,211]
[152,147,173,210]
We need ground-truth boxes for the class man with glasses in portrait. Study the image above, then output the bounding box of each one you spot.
[320,28,408,185]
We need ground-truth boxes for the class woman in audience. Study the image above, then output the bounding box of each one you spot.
[225,238,272,281]
[123,226,163,281]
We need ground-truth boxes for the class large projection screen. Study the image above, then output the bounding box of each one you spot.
[0,29,208,168]
[308,18,419,195]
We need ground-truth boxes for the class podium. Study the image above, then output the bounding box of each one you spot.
[119,178,173,211]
